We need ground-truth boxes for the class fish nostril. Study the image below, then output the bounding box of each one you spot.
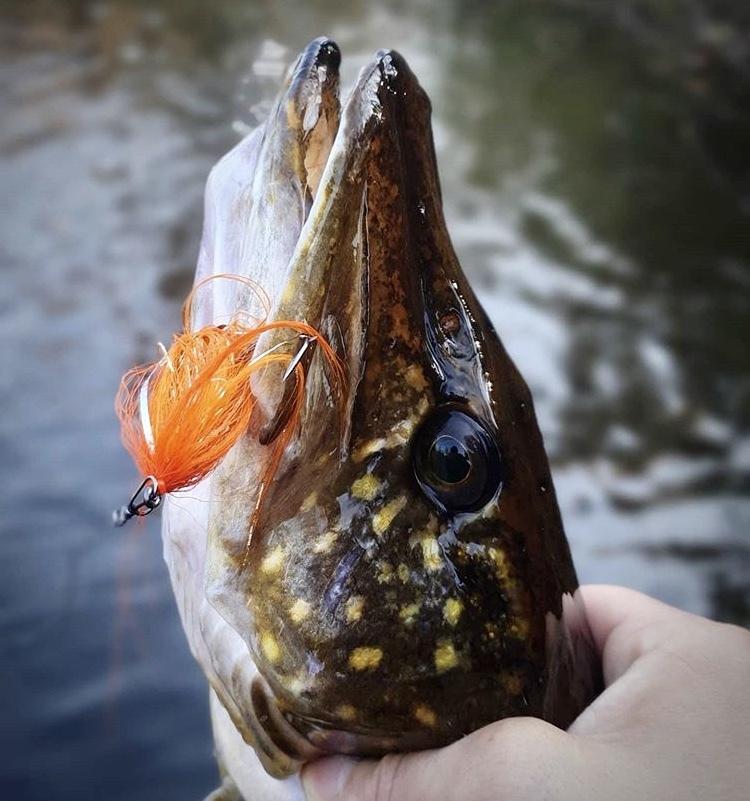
[315,39,341,70]
[375,49,407,83]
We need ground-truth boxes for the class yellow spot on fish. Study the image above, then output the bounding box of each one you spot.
[353,438,387,462]
[261,546,285,575]
[260,632,281,664]
[335,704,357,722]
[487,546,510,580]
[351,474,381,501]
[409,515,443,570]
[399,602,421,625]
[377,561,394,584]
[353,401,431,460]
[349,647,383,671]
[404,364,429,393]
[345,595,365,622]
[392,417,417,444]
[484,621,499,640]
[313,530,337,554]
[420,536,442,571]
[300,491,318,512]
[503,671,523,696]
[281,675,306,695]
[397,563,410,583]
[443,598,464,626]
[289,598,310,623]
[372,495,407,537]
[413,703,437,727]
[510,616,530,639]
[434,640,458,673]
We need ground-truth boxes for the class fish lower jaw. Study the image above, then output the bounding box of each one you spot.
[209,689,307,801]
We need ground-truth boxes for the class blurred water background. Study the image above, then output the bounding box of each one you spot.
[2,1,749,798]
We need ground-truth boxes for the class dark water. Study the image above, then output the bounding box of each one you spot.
[2,1,749,799]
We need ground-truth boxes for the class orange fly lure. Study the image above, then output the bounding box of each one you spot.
[113,275,344,527]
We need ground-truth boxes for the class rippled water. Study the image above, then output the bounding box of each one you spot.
[2,2,749,799]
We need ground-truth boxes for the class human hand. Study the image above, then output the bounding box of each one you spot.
[301,584,750,801]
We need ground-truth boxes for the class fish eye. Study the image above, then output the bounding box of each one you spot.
[413,407,503,513]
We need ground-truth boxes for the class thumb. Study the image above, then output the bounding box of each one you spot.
[301,752,442,801]
[301,717,576,801]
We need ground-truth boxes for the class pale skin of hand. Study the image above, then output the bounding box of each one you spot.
[301,584,750,801]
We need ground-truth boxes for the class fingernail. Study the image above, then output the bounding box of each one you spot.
[301,757,355,801]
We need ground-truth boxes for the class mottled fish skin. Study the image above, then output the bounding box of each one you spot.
[161,38,601,799]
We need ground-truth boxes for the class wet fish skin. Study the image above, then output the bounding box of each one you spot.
[162,37,601,799]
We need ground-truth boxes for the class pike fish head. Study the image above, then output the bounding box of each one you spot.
[162,38,600,788]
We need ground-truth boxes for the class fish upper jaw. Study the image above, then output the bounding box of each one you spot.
[190,37,341,331]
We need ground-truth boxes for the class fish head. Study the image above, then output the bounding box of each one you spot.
[162,38,600,786]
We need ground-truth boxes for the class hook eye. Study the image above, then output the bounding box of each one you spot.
[113,475,162,527]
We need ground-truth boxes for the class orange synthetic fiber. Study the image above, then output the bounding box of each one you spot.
[115,274,344,500]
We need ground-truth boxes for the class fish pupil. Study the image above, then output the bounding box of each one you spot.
[413,407,503,513]
[429,435,471,484]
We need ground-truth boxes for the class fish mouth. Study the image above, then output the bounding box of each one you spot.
[247,35,368,444]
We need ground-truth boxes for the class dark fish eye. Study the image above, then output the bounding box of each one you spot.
[413,406,503,513]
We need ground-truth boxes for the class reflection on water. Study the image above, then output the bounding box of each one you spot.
[1,1,748,799]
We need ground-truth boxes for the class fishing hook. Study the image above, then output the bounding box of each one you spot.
[282,335,312,382]
[112,475,162,527]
